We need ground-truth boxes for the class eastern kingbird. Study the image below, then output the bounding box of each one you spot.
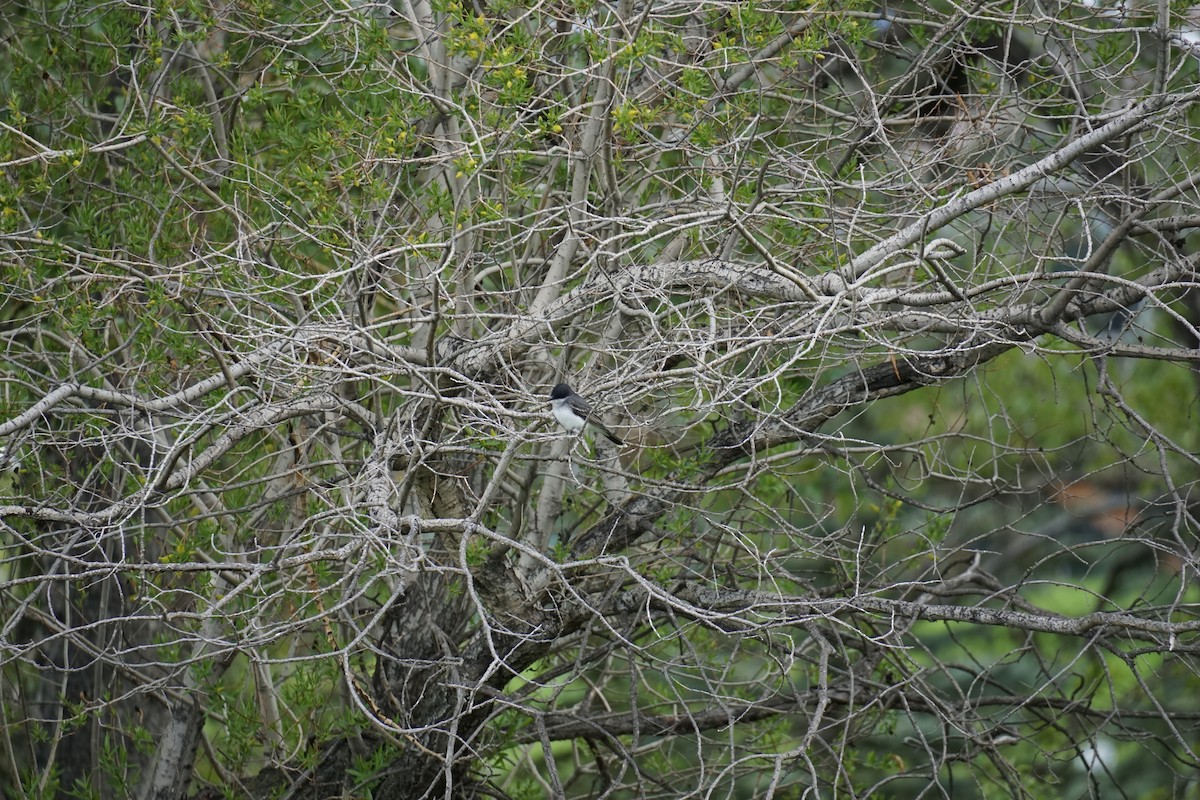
[549,383,622,445]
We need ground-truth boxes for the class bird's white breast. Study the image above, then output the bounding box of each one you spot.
[551,400,586,432]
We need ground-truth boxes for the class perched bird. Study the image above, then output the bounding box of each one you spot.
[549,383,622,446]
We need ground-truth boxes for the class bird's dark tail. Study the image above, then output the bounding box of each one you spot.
[598,425,623,446]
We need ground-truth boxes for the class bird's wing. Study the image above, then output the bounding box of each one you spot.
[567,393,592,420]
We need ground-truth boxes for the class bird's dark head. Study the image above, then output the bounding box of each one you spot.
[549,383,573,401]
